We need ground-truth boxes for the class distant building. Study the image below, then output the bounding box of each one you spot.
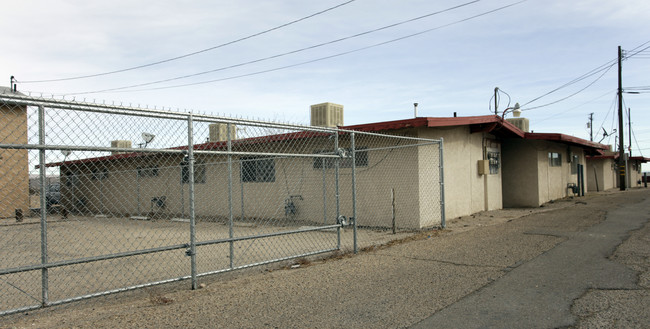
[0,87,29,218]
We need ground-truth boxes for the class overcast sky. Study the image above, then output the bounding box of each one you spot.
[2,0,650,169]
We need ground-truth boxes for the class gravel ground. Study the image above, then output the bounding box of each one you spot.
[0,214,411,312]
[1,188,648,328]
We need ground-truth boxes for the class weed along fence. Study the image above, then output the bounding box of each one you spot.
[0,90,444,315]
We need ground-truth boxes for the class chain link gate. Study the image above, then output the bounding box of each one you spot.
[0,90,444,315]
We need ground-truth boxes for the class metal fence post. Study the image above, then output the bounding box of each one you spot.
[351,132,357,254]
[188,113,197,290]
[439,138,446,228]
[322,158,327,224]
[38,105,49,306]
[576,164,582,196]
[240,158,244,221]
[334,130,341,249]
[580,164,585,196]
[227,123,234,269]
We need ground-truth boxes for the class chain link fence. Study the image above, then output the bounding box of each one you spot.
[0,90,443,315]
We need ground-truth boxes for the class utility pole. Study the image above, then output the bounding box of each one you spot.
[617,45,626,190]
[588,113,594,141]
[628,108,632,157]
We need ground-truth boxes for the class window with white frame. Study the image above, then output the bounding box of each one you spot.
[548,152,562,167]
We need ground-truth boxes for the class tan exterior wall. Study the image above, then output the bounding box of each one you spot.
[589,159,647,190]
[502,140,585,207]
[353,135,423,228]
[629,160,644,187]
[61,134,432,229]
[586,158,616,192]
[538,143,582,205]
[0,103,29,218]
[501,139,539,207]
[417,134,441,227]
[418,127,502,220]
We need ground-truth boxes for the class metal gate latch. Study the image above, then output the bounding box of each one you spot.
[337,215,355,226]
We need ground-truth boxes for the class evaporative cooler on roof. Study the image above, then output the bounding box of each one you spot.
[310,102,344,128]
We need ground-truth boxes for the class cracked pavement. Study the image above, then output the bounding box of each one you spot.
[412,190,648,328]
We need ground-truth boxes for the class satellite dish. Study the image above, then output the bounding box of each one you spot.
[142,133,155,144]
[61,150,72,157]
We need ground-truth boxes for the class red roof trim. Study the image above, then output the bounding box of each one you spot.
[44,151,152,168]
[587,154,617,160]
[630,156,650,163]
[524,133,609,150]
[342,115,525,138]
[45,130,331,168]
[587,155,649,162]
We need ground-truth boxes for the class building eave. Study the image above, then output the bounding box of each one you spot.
[524,133,609,154]
[343,115,525,138]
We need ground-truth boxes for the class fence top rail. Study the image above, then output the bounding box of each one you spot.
[0,91,442,144]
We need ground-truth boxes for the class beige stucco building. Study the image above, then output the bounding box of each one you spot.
[586,153,649,192]
[346,116,524,220]
[49,115,526,229]
[628,156,649,187]
[501,134,606,207]
[0,90,29,219]
[586,153,618,192]
[52,130,438,229]
[46,110,616,228]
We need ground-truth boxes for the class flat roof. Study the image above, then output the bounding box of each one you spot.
[343,115,525,138]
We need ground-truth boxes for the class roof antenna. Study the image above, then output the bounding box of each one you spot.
[414,102,418,118]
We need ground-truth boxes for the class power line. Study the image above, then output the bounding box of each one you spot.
[535,89,613,124]
[520,59,617,108]
[59,0,485,95]
[521,63,615,111]
[521,40,650,109]
[594,93,619,145]
[20,0,358,83]
[59,0,527,95]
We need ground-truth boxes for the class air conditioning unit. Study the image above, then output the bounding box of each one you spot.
[310,102,344,127]
[506,117,530,133]
[110,140,132,155]
[209,123,237,142]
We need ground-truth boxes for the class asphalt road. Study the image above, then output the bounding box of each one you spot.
[412,190,649,328]
[3,189,649,328]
